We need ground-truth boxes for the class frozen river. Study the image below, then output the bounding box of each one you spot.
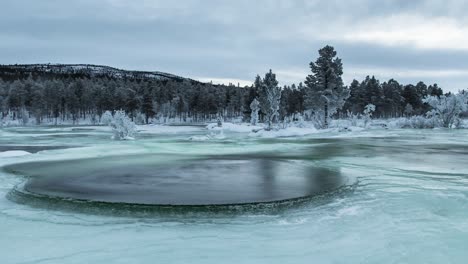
[0,125,467,263]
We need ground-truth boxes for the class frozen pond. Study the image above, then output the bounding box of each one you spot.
[0,125,468,263]
[7,156,346,206]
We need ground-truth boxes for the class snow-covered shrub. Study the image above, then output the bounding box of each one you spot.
[395,116,435,129]
[101,110,113,125]
[250,98,260,125]
[423,93,468,128]
[310,110,326,129]
[363,104,376,127]
[404,103,414,116]
[20,109,29,126]
[410,116,434,129]
[108,110,137,140]
[346,111,360,127]
[279,116,291,129]
[1,111,15,127]
[294,113,306,128]
[281,113,305,129]
[90,114,99,125]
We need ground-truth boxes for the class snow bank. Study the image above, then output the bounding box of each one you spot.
[461,119,468,129]
[207,122,263,133]
[249,126,318,138]
[0,150,31,158]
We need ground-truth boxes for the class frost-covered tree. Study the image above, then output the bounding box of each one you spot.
[363,104,376,126]
[108,110,137,140]
[0,64,450,125]
[259,70,281,130]
[304,45,349,128]
[249,98,260,125]
[363,104,376,118]
[404,103,414,116]
[423,92,468,128]
[101,110,113,125]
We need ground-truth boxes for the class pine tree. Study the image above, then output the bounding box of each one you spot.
[361,76,383,116]
[30,83,46,124]
[304,45,349,127]
[343,79,361,114]
[141,90,155,124]
[402,84,423,115]
[381,79,403,117]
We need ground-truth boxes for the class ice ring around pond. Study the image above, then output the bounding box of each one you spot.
[5,154,348,206]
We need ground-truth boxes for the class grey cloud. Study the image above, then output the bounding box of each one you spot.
[0,0,467,92]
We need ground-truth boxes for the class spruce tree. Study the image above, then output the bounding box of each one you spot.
[304,45,349,128]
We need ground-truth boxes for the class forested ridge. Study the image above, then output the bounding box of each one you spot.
[0,48,453,126]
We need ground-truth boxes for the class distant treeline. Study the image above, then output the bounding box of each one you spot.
[0,61,448,125]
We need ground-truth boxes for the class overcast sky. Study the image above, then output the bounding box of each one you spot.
[1,0,467,92]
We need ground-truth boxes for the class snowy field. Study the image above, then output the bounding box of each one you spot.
[0,124,468,263]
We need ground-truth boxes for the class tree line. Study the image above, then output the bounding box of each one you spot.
[0,46,452,126]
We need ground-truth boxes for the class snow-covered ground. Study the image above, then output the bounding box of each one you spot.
[0,150,30,158]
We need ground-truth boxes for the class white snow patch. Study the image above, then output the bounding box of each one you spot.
[0,150,31,158]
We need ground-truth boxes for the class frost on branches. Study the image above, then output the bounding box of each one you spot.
[423,92,468,128]
[259,70,281,130]
[250,98,260,125]
[106,110,137,140]
[101,110,113,125]
[304,46,349,128]
[363,104,376,126]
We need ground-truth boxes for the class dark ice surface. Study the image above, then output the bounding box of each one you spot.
[5,155,346,205]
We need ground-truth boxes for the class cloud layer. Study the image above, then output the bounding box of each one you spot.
[1,0,467,92]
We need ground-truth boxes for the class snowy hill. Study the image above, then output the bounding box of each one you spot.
[0,63,198,83]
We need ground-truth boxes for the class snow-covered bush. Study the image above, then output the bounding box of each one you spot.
[395,116,435,129]
[1,111,10,127]
[90,114,99,125]
[294,113,306,128]
[410,116,435,129]
[283,113,306,129]
[363,104,376,127]
[345,111,360,127]
[108,110,137,140]
[423,93,468,128]
[101,110,113,125]
[404,103,414,116]
[250,98,260,125]
[310,110,326,129]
